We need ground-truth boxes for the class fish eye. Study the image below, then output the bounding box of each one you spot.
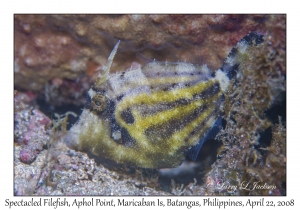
[95,100,101,106]
[91,94,108,113]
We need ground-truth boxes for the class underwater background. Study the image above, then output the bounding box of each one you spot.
[14,14,286,195]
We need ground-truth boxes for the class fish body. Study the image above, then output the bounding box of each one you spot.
[64,33,264,168]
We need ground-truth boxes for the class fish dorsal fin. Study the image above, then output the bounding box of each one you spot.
[95,40,120,87]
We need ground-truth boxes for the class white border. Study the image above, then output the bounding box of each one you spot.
[2,0,297,209]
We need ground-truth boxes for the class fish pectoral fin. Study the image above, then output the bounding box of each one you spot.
[187,117,222,161]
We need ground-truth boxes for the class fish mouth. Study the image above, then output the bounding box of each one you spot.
[63,131,79,150]
[62,108,111,151]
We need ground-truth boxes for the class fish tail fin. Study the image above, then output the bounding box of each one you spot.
[220,32,264,80]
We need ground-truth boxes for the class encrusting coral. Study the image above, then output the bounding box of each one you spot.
[15,14,275,106]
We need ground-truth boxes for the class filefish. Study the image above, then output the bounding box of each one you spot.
[64,32,264,168]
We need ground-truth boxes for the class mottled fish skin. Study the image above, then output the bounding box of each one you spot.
[64,32,264,168]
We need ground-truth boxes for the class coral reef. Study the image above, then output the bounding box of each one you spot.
[14,91,51,163]
[15,14,275,106]
[14,144,168,195]
[14,14,286,195]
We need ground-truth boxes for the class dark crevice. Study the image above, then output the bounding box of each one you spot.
[256,127,272,149]
[37,98,81,129]
[222,118,227,130]
[265,97,286,124]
